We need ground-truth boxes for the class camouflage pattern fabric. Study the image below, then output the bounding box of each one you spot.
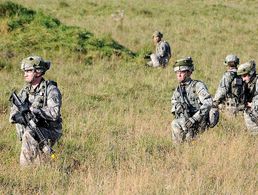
[243,112,258,135]
[10,78,62,166]
[147,40,171,67]
[171,79,213,143]
[213,69,245,115]
[243,76,258,135]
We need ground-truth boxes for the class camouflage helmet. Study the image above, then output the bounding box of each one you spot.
[224,54,239,66]
[173,57,194,72]
[152,31,163,38]
[237,60,256,76]
[21,56,51,73]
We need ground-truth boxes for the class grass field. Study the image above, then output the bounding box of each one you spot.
[0,0,257,194]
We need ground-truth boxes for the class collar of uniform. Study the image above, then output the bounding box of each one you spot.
[228,68,237,72]
[27,78,46,95]
[180,77,192,86]
[157,40,163,46]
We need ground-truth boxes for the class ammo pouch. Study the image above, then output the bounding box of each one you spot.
[209,107,219,128]
[225,99,237,107]
[224,98,239,114]
[232,77,242,85]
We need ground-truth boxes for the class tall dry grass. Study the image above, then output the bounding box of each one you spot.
[0,0,257,194]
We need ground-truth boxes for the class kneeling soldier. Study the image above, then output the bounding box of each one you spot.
[237,60,258,135]
[145,31,171,68]
[171,57,213,143]
[213,54,245,116]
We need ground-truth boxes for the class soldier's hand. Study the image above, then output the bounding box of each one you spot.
[184,117,195,129]
[212,101,219,108]
[12,113,26,125]
[144,54,151,59]
[30,107,45,120]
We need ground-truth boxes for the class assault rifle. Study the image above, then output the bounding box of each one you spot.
[10,91,55,158]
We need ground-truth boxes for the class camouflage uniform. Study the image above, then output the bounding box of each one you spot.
[171,57,213,143]
[147,31,171,67]
[213,54,245,115]
[9,56,62,166]
[237,60,258,135]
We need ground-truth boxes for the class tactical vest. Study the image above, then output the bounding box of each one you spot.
[20,80,57,109]
[226,71,245,106]
[19,80,61,129]
[177,80,219,127]
[177,80,200,117]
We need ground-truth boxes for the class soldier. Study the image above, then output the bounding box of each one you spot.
[213,54,245,115]
[9,56,62,166]
[171,57,213,143]
[237,60,258,135]
[145,31,171,68]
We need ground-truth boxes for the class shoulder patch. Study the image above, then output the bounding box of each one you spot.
[52,96,59,104]
[198,89,210,98]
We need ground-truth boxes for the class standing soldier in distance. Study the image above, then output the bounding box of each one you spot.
[237,60,258,135]
[145,31,171,68]
[213,54,245,115]
[171,57,213,143]
[9,56,62,166]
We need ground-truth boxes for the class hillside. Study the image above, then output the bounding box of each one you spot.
[0,1,257,194]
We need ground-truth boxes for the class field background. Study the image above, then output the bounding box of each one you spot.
[0,0,257,194]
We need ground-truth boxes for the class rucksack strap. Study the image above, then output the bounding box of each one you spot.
[43,80,58,106]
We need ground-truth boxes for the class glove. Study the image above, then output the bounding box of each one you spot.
[12,113,26,125]
[212,101,219,108]
[144,54,151,60]
[30,107,45,120]
[184,117,196,129]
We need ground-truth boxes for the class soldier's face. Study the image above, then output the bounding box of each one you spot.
[23,69,42,84]
[153,36,161,44]
[242,74,251,83]
[176,70,190,82]
[24,69,35,82]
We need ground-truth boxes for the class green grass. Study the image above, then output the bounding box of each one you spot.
[0,0,257,194]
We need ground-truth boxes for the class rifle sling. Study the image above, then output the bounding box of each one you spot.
[179,85,193,109]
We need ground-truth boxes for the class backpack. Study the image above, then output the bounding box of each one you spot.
[164,41,171,58]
